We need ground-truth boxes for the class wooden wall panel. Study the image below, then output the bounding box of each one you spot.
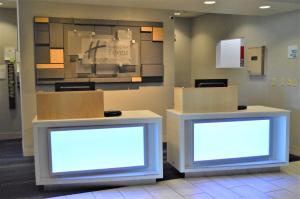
[36,90,104,120]
[174,87,238,113]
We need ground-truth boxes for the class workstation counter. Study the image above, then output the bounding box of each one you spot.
[32,90,163,187]
[33,110,163,186]
[167,106,290,176]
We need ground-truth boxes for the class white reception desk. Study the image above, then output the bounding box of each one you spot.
[33,110,162,186]
[167,106,290,176]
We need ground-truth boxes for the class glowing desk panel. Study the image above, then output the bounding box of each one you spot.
[33,110,162,186]
[49,126,146,175]
[167,106,290,175]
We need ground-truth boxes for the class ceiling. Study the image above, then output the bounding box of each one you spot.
[1,0,300,16]
[31,0,300,16]
[0,0,16,8]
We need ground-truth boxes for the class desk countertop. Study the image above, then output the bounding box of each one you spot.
[33,110,162,126]
[167,106,290,118]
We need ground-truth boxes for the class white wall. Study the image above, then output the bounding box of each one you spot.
[189,11,300,155]
[0,8,21,140]
[19,1,175,155]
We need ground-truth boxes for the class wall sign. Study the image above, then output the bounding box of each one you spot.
[33,16,164,85]
[288,45,298,59]
[7,63,16,109]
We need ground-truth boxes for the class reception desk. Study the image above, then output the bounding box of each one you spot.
[167,106,290,176]
[33,110,162,186]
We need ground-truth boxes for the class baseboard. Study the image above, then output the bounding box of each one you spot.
[0,132,21,140]
[290,145,300,156]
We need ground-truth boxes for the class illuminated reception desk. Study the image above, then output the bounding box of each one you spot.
[32,110,162,186]
[167,106,290,176]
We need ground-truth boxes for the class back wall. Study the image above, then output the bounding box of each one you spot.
[188,11,300,155]
[19,1,175,156]
[0,8,21,140]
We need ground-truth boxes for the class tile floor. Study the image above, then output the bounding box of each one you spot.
[48,161,300,199]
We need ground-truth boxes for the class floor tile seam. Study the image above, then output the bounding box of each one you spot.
[210,178,248,189]
[242,183,283,194]
[183,191,216,199]
[267,188,300,198]
[143,185,167,199]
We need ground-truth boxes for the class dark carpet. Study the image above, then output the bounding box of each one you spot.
[0,139,299,199]
[0,139,181,199]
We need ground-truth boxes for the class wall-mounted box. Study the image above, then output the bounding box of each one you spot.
[36,90,104,120]
[174,86,238,113]
[216,38,245,68]
[247,46,265,76]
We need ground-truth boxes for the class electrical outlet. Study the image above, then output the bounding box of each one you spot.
[292,78,298,87]
[287,78,293,86]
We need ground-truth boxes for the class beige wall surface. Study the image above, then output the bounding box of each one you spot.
[0,8,21,139]
[19,1,174,156]
[175,18,192,87]
[189,11,300,155]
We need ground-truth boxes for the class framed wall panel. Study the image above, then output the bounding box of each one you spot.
[34,17,164,85]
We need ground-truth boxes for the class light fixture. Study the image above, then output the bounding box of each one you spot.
[174,11,181,16]
[0,2,3,6]
[259,5,271,9]
[204,1,216,5]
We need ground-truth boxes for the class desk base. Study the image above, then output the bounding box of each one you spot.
[184,167,280,178]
